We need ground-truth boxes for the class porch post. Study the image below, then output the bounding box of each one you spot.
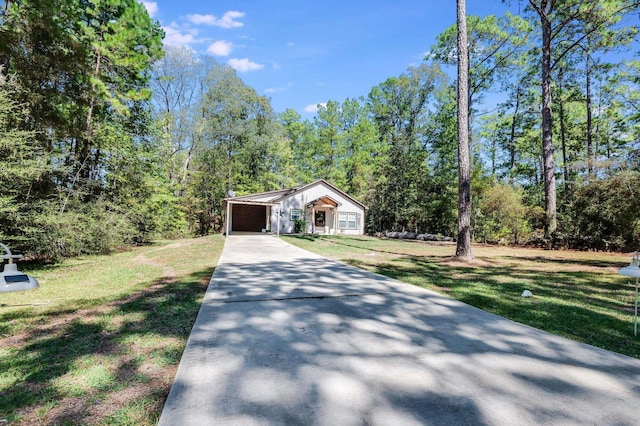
[276,204,280,237]
[226,201,230,236]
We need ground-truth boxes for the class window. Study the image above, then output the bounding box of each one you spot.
[290,209,302,221]
[338,212,358,230]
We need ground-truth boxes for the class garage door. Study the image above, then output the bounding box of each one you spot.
[232,205,266,232]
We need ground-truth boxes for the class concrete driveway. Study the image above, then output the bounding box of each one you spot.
[159,235,640,425]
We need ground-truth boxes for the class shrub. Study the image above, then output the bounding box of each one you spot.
[293,219,307,233]
[24,200,136,262]
[569,171,640,251]
[474,183,531,244]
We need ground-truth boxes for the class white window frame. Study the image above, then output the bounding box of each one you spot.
[290,209,302,221]
[338,212,358,230]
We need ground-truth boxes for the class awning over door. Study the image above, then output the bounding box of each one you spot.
[306,195,340,209]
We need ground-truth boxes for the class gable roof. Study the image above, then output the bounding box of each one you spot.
[307,195,341,208]
[225,179,367,209]
[227,187,298,202]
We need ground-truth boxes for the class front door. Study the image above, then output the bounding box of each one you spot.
[314,211,326,228]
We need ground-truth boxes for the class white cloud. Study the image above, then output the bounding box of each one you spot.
[186,13,216,25]
[218,11,246,28]
[163,25,200,47]
[228,58,264,72]
[265,82,294,94]
[141,1,158,17]
[287,42,295,47]
[207,40,234,56]
[186,11,245,28]
[305,102,327,113]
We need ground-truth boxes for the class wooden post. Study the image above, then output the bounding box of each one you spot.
[225,201,230,236]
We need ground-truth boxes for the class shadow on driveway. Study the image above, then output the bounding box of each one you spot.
[160,236,640,425]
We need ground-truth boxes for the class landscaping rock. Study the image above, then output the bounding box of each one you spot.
[398,232,418,240]
[417,233,441,241]
[386,232,452,242]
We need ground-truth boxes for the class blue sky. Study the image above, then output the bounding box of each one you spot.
[141,1,521,117]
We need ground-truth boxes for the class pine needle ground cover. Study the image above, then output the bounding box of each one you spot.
[0,235,224,425]
[284,235,640,359]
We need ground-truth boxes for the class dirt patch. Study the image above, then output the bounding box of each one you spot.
[437,256,495,268]
[617,304,637,314]
[133,252,177,279]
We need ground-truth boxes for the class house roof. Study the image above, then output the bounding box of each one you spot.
[224,179,367,209]
[226,187,298,202]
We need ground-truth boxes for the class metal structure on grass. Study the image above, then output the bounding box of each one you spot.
[0,242,40,293]
[619,251,640,336]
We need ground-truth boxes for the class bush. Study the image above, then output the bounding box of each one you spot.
[474,183,532,244]
[569,171,640,251]
[23,200,136,262]
[293,219,307,233]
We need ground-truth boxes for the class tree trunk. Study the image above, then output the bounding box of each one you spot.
[585,38,593,178]
[81,50,102,182]
[0,0,10,76]
[558,68,570,197]
[456,0,472,260]
[538,3,558,235]
[508,86,521,182]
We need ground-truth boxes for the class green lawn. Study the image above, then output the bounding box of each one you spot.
[283,235,640,359]
[0,235,224,425]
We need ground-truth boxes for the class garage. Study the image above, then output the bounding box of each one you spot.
[231,204,267,232]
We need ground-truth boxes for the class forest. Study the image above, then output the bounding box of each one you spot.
[1,0,639,262]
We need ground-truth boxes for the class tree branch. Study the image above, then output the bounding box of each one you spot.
[551,1,640,70]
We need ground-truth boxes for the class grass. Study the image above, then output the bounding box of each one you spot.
[0,235,225,425]
[283,234,640,359]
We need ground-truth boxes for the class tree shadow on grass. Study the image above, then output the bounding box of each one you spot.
[502,254,626,269]
[287,234,454,257]
[0,266,215,424]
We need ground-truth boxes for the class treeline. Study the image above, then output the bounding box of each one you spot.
[0,0,173,261]
[1,1,639,261]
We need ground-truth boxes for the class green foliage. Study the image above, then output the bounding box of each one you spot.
[28,200,136,262]
[568,171,640,251]
[366,63,449,234]
[0,78,51,251]
[280,98,383,204]
[474,183,532,244]
[187,62,287,233]
[2,0,640,259]
[429,12,532,104]
[0,0,172,260]
[150,53,296,235]
[293,219,307,234]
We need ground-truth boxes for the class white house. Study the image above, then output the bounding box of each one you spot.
[223,179,367,236]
